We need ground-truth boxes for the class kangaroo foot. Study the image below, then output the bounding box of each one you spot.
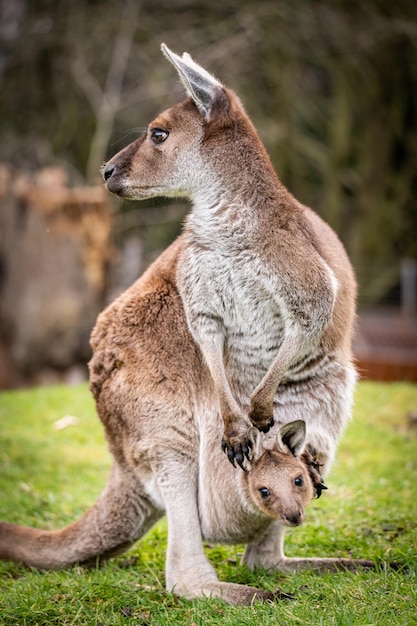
[175,579,295,605]
[274,556,377,574]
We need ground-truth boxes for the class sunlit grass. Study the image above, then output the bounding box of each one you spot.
[0,381,416,625]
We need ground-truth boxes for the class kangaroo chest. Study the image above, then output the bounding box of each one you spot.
[222,265,285,395]
[179,246,286,399]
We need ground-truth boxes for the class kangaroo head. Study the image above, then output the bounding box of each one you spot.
[103,44,267,202]
[245,421,318,527]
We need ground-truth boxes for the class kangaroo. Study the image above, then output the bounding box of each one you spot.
[103,44,358,471]
[0,45,373,604]
[0,421,330,603]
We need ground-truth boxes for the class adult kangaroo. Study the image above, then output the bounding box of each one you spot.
[103,44,357,471]
[0,45,371,603]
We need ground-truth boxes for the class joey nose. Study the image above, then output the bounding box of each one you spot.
[103,163,115,181]
[284,511,303,527]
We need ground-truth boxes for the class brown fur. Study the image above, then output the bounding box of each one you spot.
[0,45,374,604]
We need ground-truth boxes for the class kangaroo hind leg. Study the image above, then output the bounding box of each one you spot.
[0,463,161,570]
[243,522,375,573]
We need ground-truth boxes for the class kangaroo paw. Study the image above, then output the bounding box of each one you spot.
[248,403,274,433]
[221,421,254,470]
[221,437,252,470]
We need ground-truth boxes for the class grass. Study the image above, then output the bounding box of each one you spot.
[0,380,416,625]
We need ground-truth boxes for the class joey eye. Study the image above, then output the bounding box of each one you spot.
[259,487,270,499]
[294,476,304,487]
[150,128,169,144]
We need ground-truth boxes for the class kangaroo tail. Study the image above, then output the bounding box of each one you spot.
[0,464,160,569]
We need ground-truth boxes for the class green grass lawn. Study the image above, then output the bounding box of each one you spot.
[0,381,416,625]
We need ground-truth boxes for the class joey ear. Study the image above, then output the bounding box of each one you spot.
[247,427,263,462]
[276,420,306,458]
[161,43,227,119]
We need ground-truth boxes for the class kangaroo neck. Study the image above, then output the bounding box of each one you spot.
[185,195,256,251]
[185,173,298,252]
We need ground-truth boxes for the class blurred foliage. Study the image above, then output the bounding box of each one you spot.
[1,0,416,304]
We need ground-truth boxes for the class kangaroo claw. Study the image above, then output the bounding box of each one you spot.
[221,439,252,470]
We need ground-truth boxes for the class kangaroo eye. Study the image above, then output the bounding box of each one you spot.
[150,128,169,144]
[259,487,270,499]
[294,476,304,487]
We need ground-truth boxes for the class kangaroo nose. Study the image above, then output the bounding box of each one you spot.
[103,163,115,181]
[284,510,304,527]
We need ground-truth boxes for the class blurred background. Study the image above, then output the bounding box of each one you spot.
[0,0,416,387]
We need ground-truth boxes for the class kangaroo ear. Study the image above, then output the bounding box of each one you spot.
[276,420,307,458]
[161,43,227,119]
[247,427,263,462]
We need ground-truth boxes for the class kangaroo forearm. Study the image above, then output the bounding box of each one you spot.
[249,334,303,423]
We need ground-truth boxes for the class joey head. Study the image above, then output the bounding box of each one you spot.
[245,421,317,528]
